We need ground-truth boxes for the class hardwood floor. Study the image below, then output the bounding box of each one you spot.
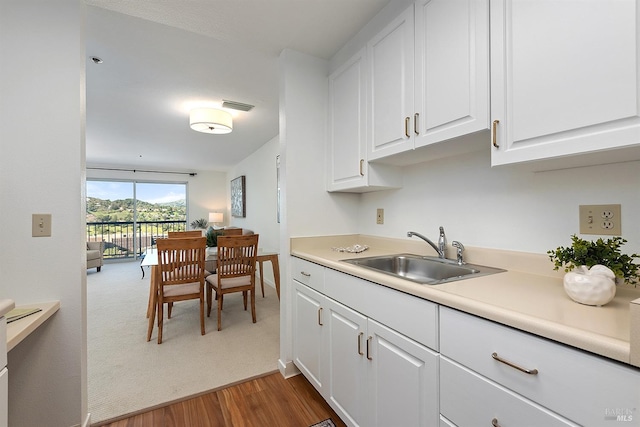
[95,372,346,427]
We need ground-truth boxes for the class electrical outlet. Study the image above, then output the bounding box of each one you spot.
[579,204,621,236]
[376,208,384,225]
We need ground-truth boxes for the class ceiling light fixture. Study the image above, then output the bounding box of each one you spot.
[189,108,233,134]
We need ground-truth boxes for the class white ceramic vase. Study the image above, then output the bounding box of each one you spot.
[563,265,617,306]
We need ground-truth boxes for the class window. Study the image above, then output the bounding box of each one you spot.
[86,180,187,259]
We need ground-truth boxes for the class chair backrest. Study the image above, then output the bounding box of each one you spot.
[216,234,259,279]
[156,237,206,286]
[168,230,202,238]
[222,228,243,236]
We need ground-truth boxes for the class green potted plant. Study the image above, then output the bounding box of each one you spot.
[190,218,209,230]
[548,235,639,306]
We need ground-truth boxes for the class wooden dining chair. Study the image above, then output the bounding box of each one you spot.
[205,234,259,331]
[168,230,202,238]
[155,236,206,344]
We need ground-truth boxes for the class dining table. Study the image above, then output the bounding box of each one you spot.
[142,247,280,341]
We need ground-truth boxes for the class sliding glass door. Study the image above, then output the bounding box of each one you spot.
[86,180,187,259]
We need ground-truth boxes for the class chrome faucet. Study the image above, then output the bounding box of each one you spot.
[407,226,447,259]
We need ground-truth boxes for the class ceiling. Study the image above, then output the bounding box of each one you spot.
[85,0,391,173]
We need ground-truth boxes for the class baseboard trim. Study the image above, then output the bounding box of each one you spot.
[278,358,300,378]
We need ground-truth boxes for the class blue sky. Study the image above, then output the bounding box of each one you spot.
[87,181,186,204]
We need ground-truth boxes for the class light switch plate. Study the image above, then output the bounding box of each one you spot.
[32,214,52,237]
[376,208,384,225]
[579,204,621,235]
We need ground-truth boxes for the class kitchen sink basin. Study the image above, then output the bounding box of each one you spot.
[342,253,505,285]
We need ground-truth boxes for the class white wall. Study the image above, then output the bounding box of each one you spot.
[226,135,281,284]
[358,148,640,256]
[0,1,86,425]
[86,168,228,228]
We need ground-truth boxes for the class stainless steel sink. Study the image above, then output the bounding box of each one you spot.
[342,253,505,285]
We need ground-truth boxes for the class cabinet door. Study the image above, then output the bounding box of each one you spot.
[325,297,367,427]
[367,319,439,427]
[368,5,415,160]
[414,0,489,148]
[328,48,367,191]
[491,0,640,166]
[292,281,326,393]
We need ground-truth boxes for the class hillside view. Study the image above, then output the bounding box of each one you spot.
[86,197,186,223]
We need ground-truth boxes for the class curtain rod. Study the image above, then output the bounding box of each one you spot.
[87,167,197,177]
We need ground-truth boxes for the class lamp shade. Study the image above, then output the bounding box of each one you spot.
[190,108,233,134]
[209,212,223,223]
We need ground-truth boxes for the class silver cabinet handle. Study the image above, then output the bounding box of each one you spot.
[414,113,419,135]
[318,307,323,326]
[301,271,311,277]
[492,352,538,375]
[491,119,500,148]
[405,117,410,138]
[366,336,373,360]
[357,332,364,356]
[492,418,500,427]
[359,159,364,176]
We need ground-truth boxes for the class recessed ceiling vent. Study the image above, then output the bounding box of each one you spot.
[222,100,254,112]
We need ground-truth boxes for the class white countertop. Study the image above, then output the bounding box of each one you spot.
[291,235,640,367]
[6,301,60,351]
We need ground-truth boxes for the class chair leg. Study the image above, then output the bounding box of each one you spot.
[217,294,223,331]
[146,296,156,342]
[200,297,205,336]
[251,288,256,323]
[157,298,164,344]
[206,283,212,317]
[243,291,248,310]
[258,261,265,297]
[168,302,173,318]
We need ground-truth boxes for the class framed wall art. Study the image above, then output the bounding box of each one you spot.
[230,175,246,218]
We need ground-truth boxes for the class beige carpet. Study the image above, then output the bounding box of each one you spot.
[87,261,280,424]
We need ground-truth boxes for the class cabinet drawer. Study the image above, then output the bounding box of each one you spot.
[291,257,325,292]
[440,307,640,426]
[440,357,576,427]
[325,268,438,350]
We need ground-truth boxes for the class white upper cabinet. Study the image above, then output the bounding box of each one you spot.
[414,0,489,149]
[367,6,416,160]
[368,0,490,161]
[327,48,401,192]
[490,0,640,167]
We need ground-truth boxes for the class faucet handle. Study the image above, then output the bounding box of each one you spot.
[452,241,465,265]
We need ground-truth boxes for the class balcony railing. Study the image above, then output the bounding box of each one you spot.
[87,220,187,260]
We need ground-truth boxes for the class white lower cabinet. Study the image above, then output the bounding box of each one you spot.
[292,258,640,427]
[291,257,439,427]
[366,318,438,427]
[440,307,640,427]
[292,281,326,393]
[324,297,438,427]
[440,357,576,427]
